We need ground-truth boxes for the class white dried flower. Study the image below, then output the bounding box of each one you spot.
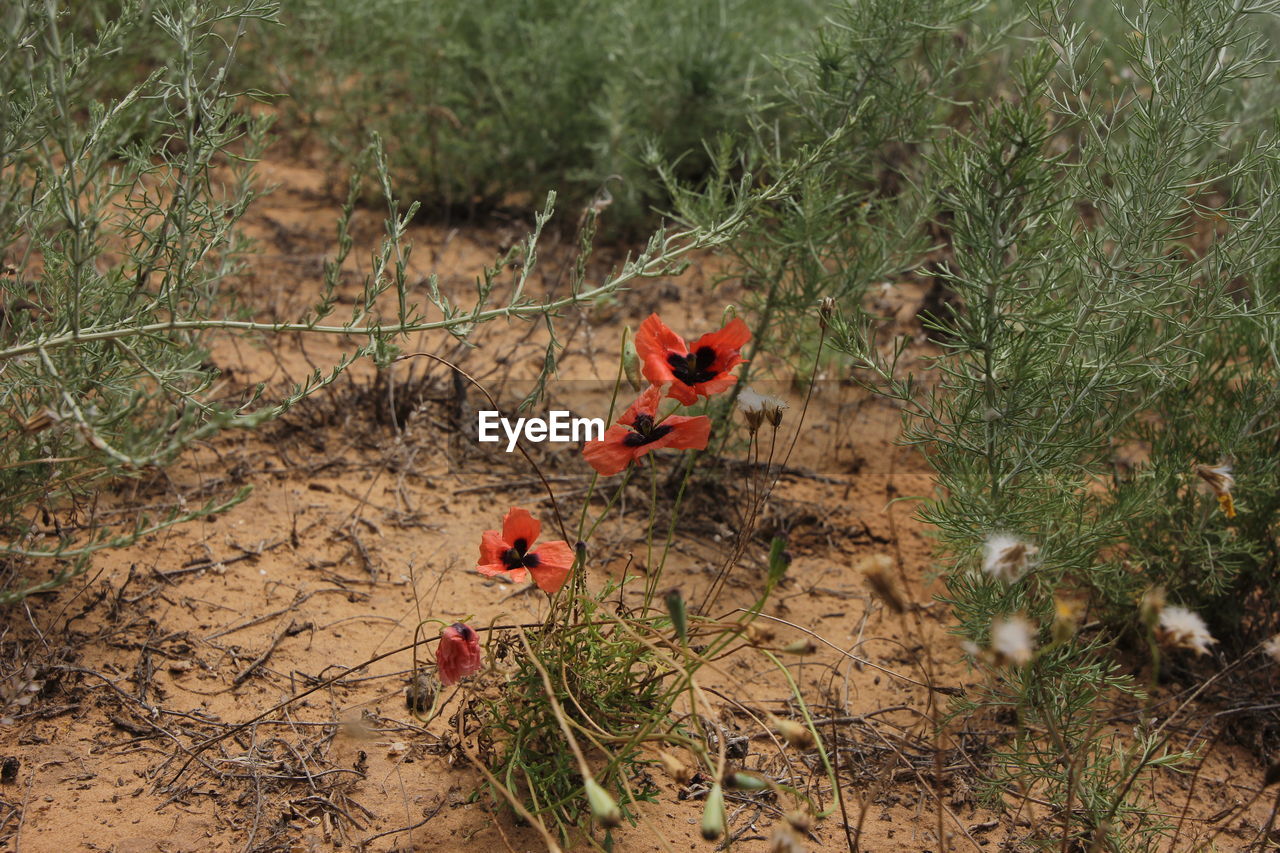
[1194,463,1234,495]
[738,387,787,430]
[982,534,1039,583]
[1194,463,1236,518]
[769,823,806,853]
[1263,634,1280,664]
[1156,605,1217,656]
[990,615,1036,666]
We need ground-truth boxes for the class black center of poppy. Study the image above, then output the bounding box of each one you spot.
[502,538,541,569]
[623,413,674,447]
[667,345,719,386]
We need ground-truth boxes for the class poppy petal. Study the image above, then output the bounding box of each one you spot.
[652,415,712,451]
[625,416,711,466]
[583,425,640,476]
[660,378,700,406]
[477,561,528,583]
[637,314,689,394]
[618,386,663,428]
[689,373,739,399]
[478,529,510,569]
[501,507,541,549]
[528,540,575,594]
[636,314,688,360]
[692,316,751,360]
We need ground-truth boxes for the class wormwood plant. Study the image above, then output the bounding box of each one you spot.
[0,0,278,598]
[256,0,824,230]
[659,0,1010,385]
[819,0,1280,846]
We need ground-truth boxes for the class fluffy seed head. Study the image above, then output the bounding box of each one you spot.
[990,615,1036,667]
[1264,634,1280,665]
[982,534,1039,583]
[769,824,807,853]
[738,386,787,430]
[785,809,814,835]
[1156,605,1217,656]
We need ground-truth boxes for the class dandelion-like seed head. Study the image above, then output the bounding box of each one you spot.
[737,386,787,430]
[1264,634,1280,664]
[982,533,1039,583]
[1156,605,1217,656]
[769,823,807,853]
[990,615,1036,667]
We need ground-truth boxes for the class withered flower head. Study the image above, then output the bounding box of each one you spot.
[1156,605,1217,656]
[1194,463,1237,518]
[982,534,1039,584]
[859,554,904,614]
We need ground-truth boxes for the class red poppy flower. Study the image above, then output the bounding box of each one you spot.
[582,385,711,476]
[476,507,575,594]
[437,622,482,686]
[635,313,751,405]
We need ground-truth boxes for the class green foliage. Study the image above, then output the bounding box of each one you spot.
[257,0,823,230]
[671,0,1280,844]
[475,592,665,836]
[0,0,278,597]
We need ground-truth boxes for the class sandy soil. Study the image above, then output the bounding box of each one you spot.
[0,153,1274,853]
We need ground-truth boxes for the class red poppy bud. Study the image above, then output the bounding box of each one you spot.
[437,622,482,686]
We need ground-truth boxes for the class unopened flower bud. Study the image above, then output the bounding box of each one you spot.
[623,335,642,392]
[701,782,726,840]
[780,638,817,656]
[819,297,836,330]
[664,588,687,643]
[859,554,904,614]
[585,777,622,828]
[436,622,482,686]
[1139,585,1166,629]
[658,750,693,785]
[769,714,815,749]
[726,770,769,790]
